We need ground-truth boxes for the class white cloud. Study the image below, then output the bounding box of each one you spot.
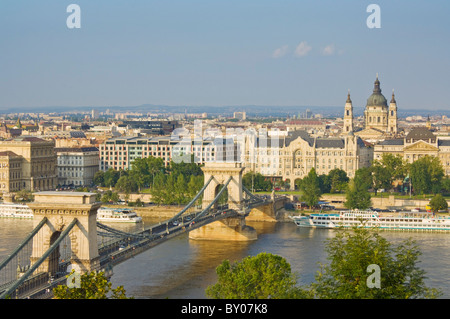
[322,44,335,56]
[272,45,289,58]
[294,41,312,57]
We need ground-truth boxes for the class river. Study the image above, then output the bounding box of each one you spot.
[1,217,450,299]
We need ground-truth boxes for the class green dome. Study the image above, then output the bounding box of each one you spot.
[366,76,387,107]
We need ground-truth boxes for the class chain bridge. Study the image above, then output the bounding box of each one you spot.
[0,162,288,299]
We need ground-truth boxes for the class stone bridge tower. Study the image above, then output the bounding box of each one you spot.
[27,192,101,275]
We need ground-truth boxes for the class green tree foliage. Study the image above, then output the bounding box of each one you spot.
[115,175,138,194]
[93,170,105,187]
[205,253,310,299]
[327,168,349,193]
[169,157,203,178]
[103,168,121,188]
[100,190,120,203]
[129,156,165,190]
[376,154,407,188]
[149,167,204,205]
[429,194,449,213]
[354,167,373,191]
[311,227,441,299]
[344,178,372,210]
[206,229,441,299]
[299,168,322,208]
[242,172,272,192]
[53,270,131,299]
[410,155,445,194]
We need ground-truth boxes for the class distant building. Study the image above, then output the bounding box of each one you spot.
[121,120,181,135]
[56,147,99,187]
[351,75,399,142]
[0,136,57,193]
[374,127,450,176]
[242,130,373,189]
[0,151,23,193]
[99,135,235,171]
[233,112,246,120]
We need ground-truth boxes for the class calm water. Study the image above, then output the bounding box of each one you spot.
[1,217,450,298]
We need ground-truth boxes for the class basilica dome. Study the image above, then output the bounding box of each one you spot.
[366,76,387,107]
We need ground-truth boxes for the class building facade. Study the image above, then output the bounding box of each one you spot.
[0,151,23,193]
[243,130,373,189]
[56,147,99,187]
[374,127,450,176]
[99,135,235,171]
[353,75,399,142]
[0,136,57,192]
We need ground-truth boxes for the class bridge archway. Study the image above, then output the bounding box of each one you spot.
[214,184,229,208]
[28,192,102,275]
[201,162,245,211]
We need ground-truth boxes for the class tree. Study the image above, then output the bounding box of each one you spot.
[410,156,445,195]
[242,172,272,192]
[206,228,441,299]
[299,168,322,208]
[174,174,189,205]
[310,227,441,299]
[354,167,373,191]
[328,168,349,193]
[53,270,131,299]
[442,177,450,195]
[371,163,391,195]
[149,172,167,205]
[429,194,448,213]
[205,253,310,299]
[103,168,121,188]
[169,157,203,179]
[93,170,105,186]
[129,156,165,191]
[100,190,119,203]
[115,175,138,194]
[344,178,372,210]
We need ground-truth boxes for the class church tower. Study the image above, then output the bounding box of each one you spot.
[364,74,389,132]
[388,90,398,134]
[343,90,354,133]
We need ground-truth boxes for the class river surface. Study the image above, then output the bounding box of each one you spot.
[1,217,450,299]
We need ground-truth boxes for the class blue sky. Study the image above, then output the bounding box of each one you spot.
[0,0,449,111]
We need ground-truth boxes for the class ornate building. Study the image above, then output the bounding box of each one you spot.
[243,130,373,189]
[0,137,57,195]
[374,127,450,176]
[354,75,399,142]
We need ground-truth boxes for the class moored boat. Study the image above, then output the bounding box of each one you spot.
[97,207,142,223]
[290,209,450,232]
[0,202,33,219]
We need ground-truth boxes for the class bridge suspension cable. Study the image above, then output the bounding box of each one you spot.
[0,217,48,273]
[97,222,148,239]
[166,175,214,224]
[0,218,78,299]
[242,185,260,200]
[191,176,233,222]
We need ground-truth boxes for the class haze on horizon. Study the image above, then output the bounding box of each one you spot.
[1,1,449,112]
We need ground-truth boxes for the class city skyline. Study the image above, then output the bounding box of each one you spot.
[1,1,450,111]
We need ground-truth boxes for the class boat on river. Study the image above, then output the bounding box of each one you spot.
[290,209,450,232]
[0,203,33,219]
[97,207,142,223]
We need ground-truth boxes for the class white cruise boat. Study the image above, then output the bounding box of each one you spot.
[97,207,142,223]
[0,202,33,219]
[290,209,450,232]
